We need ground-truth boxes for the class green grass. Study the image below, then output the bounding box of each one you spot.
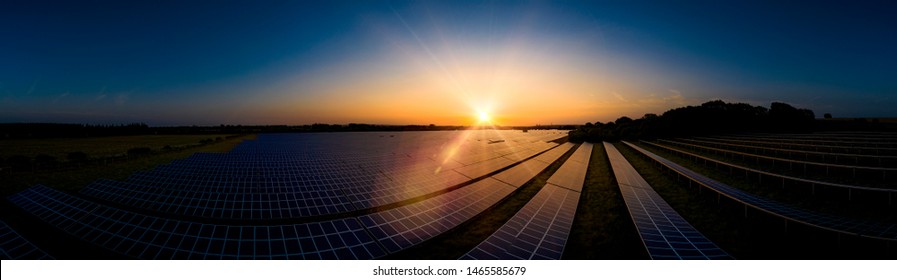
[0,134,255,196]
[386,143,581,259]
[563,142,646,259]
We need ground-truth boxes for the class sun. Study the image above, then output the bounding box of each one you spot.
[477,111,491,123]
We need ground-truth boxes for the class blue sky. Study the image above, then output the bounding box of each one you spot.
[2,0,895,125]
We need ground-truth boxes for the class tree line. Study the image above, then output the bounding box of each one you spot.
[568,100,817,143]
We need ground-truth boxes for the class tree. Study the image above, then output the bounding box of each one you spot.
[824,113,833,119]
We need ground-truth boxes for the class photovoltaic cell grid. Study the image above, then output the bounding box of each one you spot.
[462,143,592,260]
[723,135,897,148]
[358,178,516,253]
[77,130,566,219]
[491,143,572,188]
[678,138,897,163]
[81,179,357,220]
[657,139,897,173]
[624,141,897,241]
[641,141,897,193]
[7,130,571,259]
[461,185,579,260]
[698,136,897,156]
[9,185,386,259]
[545,142,593,192]
[604,142,731,260]
[0,220,53,260]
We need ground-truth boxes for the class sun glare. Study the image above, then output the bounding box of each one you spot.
[477,111,491,123]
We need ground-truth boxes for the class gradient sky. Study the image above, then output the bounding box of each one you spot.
[2,0,895,126]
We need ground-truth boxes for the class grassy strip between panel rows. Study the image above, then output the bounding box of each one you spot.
[385,143,581,259]
[563,142,646,259]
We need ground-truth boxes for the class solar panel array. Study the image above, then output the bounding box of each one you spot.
[462,143,593,260]
[76,130,563,220]
[0,220,53,260]
[641,141,897,194]
[10,185,385,259]
[604,142,731,260]
[5,130,570,259]
[671,138,897,167]
[624,141,897,241]
[360,178,517,253]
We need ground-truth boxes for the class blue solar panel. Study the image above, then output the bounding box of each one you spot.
[9,185,385,259]
[359,178,516,254]
[461,185,579,260]
[0,220,53,260]
[605,142,731,260]
[641,141,896,195]
[624,141,897,242]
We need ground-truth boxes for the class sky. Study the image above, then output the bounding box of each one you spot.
[1,0,895,126]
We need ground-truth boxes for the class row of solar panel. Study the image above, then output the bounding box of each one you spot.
[673,138,897,167]
[462,143,591,260]
[659,139,897,173]
[0,220,53,260]
[604,143,731,260]
[623,141,897,241]
[697,136,897,156]
[80,143,557,219]
[641,141,897,193]
[721,134,897,147]
[10,185,385,260]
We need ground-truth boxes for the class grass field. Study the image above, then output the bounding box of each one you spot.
[0,134,255,196]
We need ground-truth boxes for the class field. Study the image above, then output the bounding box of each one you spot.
[0,130,894,260]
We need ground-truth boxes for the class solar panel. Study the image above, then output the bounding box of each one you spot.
[453,157,517,179]
[81,179,358,219]
[657,139,897,173]
[673,138,897,167]
[0,220,53,260]
[358,177,516,254]
[492,144,573,188]
[461,185,579,260]
[640,141,897,194]
[9,185,385,259]
[698,136,897,156]
[461,143,592,260]
[605,142,731,260]
[546,143,593,192]
[624,141,897,242]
